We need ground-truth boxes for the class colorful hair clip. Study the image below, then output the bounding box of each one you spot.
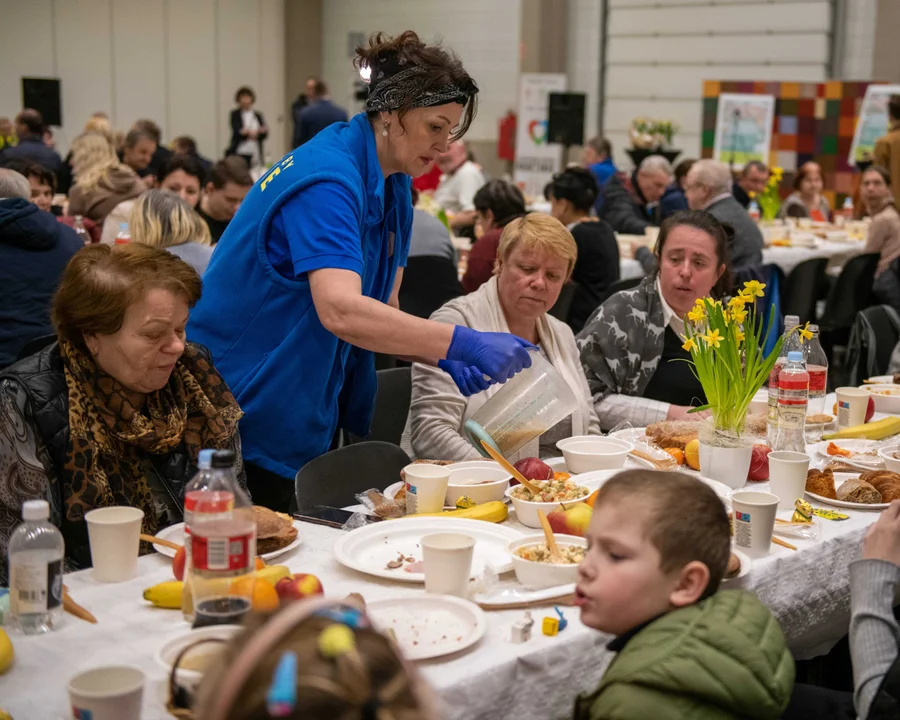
[314,605,370,630]
[318,623,356,659]
[266,650,298,717]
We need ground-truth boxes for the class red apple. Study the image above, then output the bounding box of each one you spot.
[513,457,553,484]
[866,396,875,423]
[747,445,771,481]
[547,502,592,537]
[172,546,186,581]
[275,573,324,601]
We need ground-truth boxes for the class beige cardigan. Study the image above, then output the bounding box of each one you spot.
[865,203,900,277]
[405,277,601,462]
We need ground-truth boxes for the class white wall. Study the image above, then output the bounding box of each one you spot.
[321,0,522,143]
[566,0,602,143]
[0,0,286,162]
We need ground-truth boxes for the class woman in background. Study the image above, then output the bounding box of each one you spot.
[778,161,831,221]
[130,189,214,275]
[228,86,268,171]
[462,180,527,293]
[68,132,145,226]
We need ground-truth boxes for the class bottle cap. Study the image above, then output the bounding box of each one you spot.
[787,351,803,362]
[211,449,236,468]
[808,324,818,332]
[22,499,50,521]
[119,222,128,231]
[198,449,214,469]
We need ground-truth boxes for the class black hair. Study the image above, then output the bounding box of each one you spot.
[655,210,732,298]
[3,158,56,192]
[889,95,900,122]
[235,86,256,103]
[16,109,44,136]
[547,167,598,213]
[158,154,206,186]
[741,160,768,177]
[472,180,526,227]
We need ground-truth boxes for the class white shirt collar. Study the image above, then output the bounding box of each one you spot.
[656,276,685,336]
[704,192,732,210]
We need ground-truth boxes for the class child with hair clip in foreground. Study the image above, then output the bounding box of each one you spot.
[572,470,796,720]
[195,596,439,720]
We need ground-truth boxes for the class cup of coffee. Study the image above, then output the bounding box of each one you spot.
[421,533,475,598]
[68,665,145,720]
[85,506,144,583]
[403,464,451,515]
[768,451,810,510]
[836,387,870,429]
[731,491,779,556]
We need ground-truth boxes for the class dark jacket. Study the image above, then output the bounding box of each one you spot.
[291,94,310,149]
[228,108,267,158]
[0,199,81,368]
[600,171,658,235]
[869,654,900,719]
[0,342,244,572]
[705,195,764,269]
[296,99,349,147]
[659,183,689,220]
[569,219,620,332]
[733,180,752,209]
[0,135,62,175]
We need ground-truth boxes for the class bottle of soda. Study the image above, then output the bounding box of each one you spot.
[776,351,809,453]
[804,325,829,441]
[114,222,131,245]
[181,449,215,623]
[7,500,64,635]
[766,315,801,447]
[748,199,761,222]
[188,449,256,628]
[73,215,90,245]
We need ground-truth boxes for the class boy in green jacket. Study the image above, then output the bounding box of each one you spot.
[573,470,795,720]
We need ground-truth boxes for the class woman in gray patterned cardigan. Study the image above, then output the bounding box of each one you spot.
[576,210,731,431]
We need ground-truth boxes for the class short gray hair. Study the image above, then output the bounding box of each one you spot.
[0,169,31,200]
[690,159,733,196]
[638,155,674,179]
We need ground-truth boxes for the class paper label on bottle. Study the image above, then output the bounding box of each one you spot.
[10,559,62,614]
[191,533,253,571]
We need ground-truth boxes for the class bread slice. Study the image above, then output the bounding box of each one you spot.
[836,478,882,504]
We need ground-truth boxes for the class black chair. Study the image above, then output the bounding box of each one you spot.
[548,280,579,323]
[398,255,464,320]
[818,253,880,357]
[845,305,900,385]
[348,367,411,446]
[16,334,57,362]
[601,276,642,303]
[293,441,411,512]
[781,258,828,326]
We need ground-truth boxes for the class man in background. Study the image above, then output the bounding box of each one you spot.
[601,155,675,235]
[197,156,253,243]
[732,160,769,209]
[0,109,61,175]
[172,135,213,175]
[132,119,173,182]
[874,95,900,208]
[434,140,485,232]
[291,77,317,149]
[296,80,348,146]
[120,128,158,181]
[582,136,617,212]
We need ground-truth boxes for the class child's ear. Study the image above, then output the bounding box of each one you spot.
[668,560,710,607]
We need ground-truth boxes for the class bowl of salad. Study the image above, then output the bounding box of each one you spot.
[506,477,590,528]
[508,534,587,589]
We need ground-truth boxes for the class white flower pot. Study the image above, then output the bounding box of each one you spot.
[699,441,752,490]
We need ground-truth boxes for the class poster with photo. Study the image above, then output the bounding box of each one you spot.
[849,84,900,166]
[712,93,776,169]
[513,73,567,197]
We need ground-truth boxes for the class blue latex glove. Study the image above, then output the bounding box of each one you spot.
[446,326,535,383]
[438,359,493,397]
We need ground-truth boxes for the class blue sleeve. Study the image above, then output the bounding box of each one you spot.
[267,182,363,279]
[398,200,412,269]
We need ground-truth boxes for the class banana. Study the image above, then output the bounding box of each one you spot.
[823,416,900,440]
[255,565,291,587]
[0,628,13,675]
[404,500,508,523]
[143,580,184,609]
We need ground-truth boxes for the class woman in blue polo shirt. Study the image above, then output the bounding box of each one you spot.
[188,31,532,510]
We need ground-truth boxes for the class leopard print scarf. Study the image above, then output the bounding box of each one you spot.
[60,339,243,536]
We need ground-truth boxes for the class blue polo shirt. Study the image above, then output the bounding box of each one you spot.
[187,114,412,479]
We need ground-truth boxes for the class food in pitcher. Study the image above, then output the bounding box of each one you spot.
[724,553,741,579]
[510,478,589,503]
[515,542,585,565]
[805,468,836,499]
[836,478,882,504]
[860,471,900,502]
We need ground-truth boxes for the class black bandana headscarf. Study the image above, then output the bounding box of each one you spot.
[364,53,477,113]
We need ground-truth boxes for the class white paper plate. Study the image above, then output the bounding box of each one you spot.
[367,595,486,661]
[152,521,303,560]
[864,375,895,385]
[811,439,884,470]
[722,548,751,583]
[805,472,891,510]
[332,517,523,583]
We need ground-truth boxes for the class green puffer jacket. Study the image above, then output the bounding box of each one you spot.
[573,590,795,720]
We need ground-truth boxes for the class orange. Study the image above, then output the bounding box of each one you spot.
[585,489,599,508]
[229,576,280,612]
[662,448,685,465]
[254,557,266,571]
[553,471,571,482]
[684,439,701,471]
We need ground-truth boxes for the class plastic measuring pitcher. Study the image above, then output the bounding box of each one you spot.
[464,349,578,458]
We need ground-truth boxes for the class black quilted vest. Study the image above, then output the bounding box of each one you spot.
[1,343,199,570]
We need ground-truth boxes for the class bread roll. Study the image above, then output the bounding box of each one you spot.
[836,478,882,504]
[805,468,836,499]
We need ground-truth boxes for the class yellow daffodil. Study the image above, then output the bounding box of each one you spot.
[735,329,745,344]
[703,329,722,348]
[687,305,706,324]
[682,337,696,352]
[731,307,748,325]
[742,280,766,298]
[798,322,814,343]
[728,295,749,310]
[722,310,731,325]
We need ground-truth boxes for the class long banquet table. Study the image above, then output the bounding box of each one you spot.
[0,394,893,720]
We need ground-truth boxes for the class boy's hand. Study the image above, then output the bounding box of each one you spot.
[862,501,900,567]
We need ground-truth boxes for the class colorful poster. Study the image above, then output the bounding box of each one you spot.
[712,93,776,169]
[849,84,900,165]
[513,73,567,198]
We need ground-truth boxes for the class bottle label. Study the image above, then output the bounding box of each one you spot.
[191,533,253,571]
[10,559,62,614]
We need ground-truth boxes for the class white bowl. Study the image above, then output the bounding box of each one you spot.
[878,444,900,473]
[556,436,633,474]
[154,625,239,690]
[508,534,587,589]
[444,461,510,506]
[860,384,900,414]
[506,483,591,528]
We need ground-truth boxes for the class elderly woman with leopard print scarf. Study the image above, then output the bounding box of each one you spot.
[576,210,731,432]
[0,244,245,584]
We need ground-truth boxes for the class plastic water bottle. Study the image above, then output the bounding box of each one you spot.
[181,449,215,623]
[805,325,829,441]
[73,215,90,245]
[7,500,64,635]
[748,199,761,222]
[776,351,810,453]
[838,196,854,226]
[766,315,800,447]
[114,222,131,245]
[188,449,256,628]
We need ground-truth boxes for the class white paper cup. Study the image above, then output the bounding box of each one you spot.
[68,665,145,720]
[731,491,779,556]
[836,387,869,429]
[421,533,475,598]
[85,506,144,583]
[403,463,450,514]
[768,451,810,510]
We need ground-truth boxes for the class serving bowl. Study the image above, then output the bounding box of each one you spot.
[556,436,633,473]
